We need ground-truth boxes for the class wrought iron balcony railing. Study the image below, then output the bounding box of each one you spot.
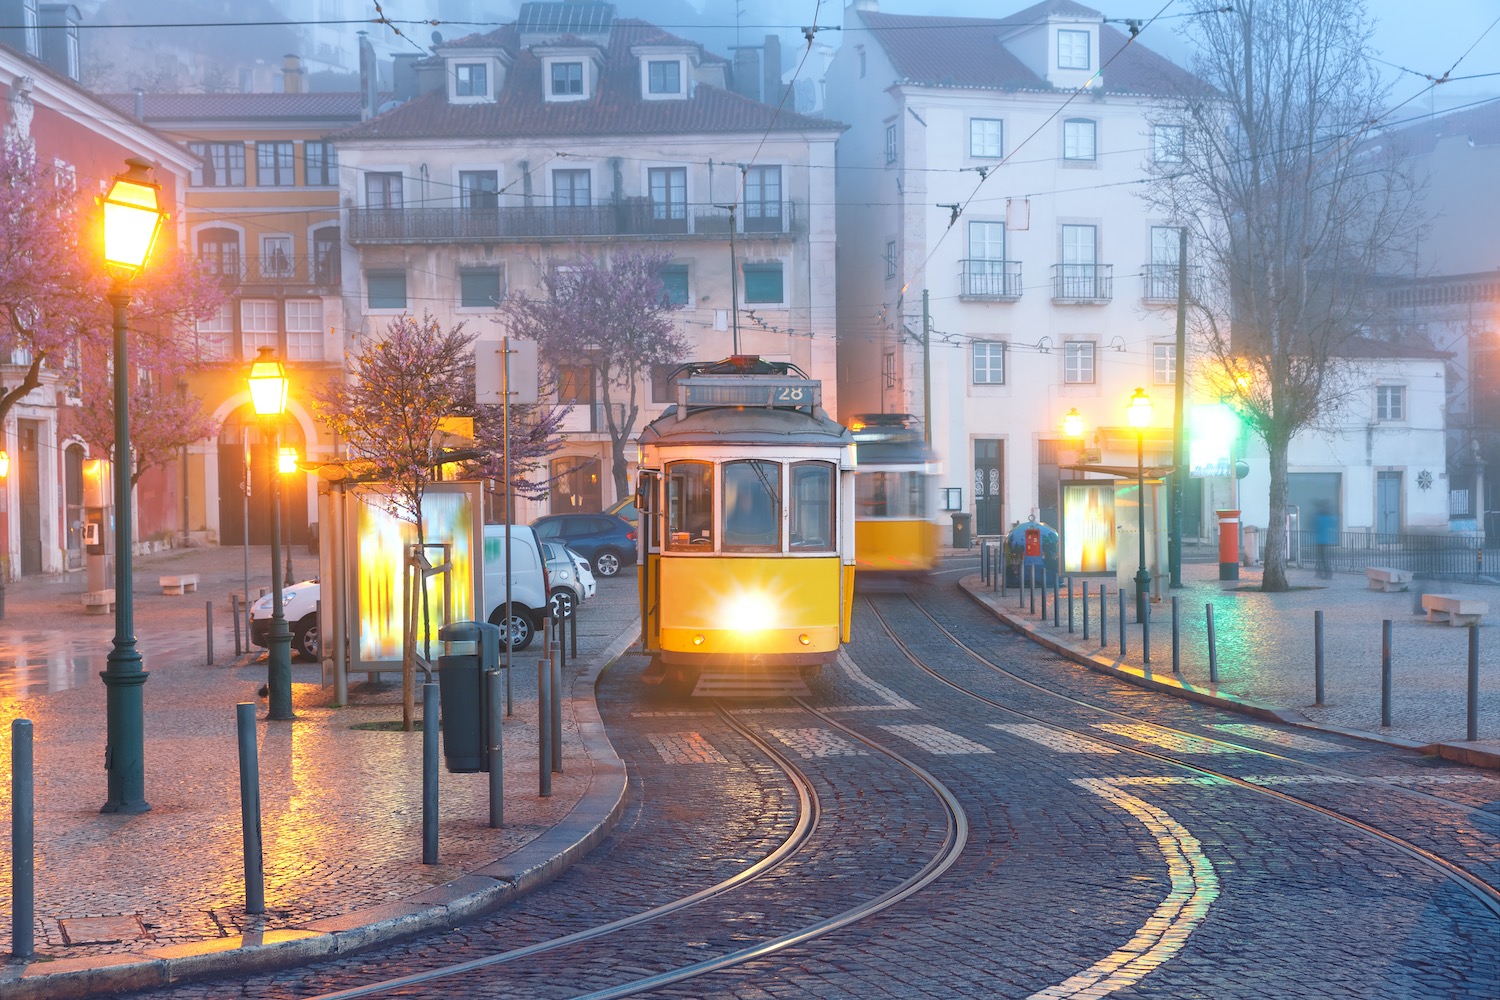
[959,259,1023,300]
[199,253,341,286]
[1051,263,1113,303]
[1141,263,1202,303]
[347,200,800,244]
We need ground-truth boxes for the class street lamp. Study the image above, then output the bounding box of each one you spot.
[1062,408,1084,441]
[1127,387,1153,625]
[278,445,298,586]
[249,347,294,720]
[100,157,166,814]
[0,448,8,620]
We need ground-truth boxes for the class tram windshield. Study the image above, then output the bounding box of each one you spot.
[856,471,928,518]
[723,460,782,551]
[666,461,714,550]
[789,462,834,551]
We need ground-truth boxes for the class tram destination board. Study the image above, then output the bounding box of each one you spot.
[681,376,821,410]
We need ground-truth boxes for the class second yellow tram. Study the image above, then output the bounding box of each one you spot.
[849,413,941,579]
[636,357,856,696]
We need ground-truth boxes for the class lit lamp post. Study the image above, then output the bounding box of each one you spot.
[100,157,166,814]
[248,347,294,720]
[1062,407,1084,443]
[278,445,298,586]
[0,448,8,620]
[1127,387,1153,625]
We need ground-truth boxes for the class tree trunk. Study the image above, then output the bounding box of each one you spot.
[1261,433,1291,592]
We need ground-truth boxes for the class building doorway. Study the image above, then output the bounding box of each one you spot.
[550,456,602,513]
[217,409,307,546]
[975,438,1003,535]
[18,420,40,575]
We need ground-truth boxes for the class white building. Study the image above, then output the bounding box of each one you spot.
[826,0,1204,542]
[333,1,844,517]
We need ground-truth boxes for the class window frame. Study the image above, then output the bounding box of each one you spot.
[255,141,295,186]
[742,262,785,305]
[1063,118,1096,161]
[969,117,1003,159]
[454,61,489,98]
[885,123,898,164]
[365,171,403,209]
[885,240,897,280]
[973,341,1006,385]
[1153,344,1176,385]
[1153,124,1185,164]
[660,263,689,306]
[789,460,836,551]
[459,266,503,309]
[1063,341,1096,384]
[304,141,338,186]
[552,168,591,207]
[366,269,408,310]
[722,459,783,552]
[1058,29,1090,70]
[1376,384,1406,421]
[647,59,681,95]
[188,141,246,187]
[665,459,714,551]
[460,169,499,209]
[551,60,584,97]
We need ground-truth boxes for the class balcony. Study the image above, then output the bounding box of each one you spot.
[1051,263,1113,303]
[200,253,341,288]
[960,259,1022,301]
[346,200,801,245]
[556,402,626,436]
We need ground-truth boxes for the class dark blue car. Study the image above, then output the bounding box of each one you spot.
[531,513,637,577]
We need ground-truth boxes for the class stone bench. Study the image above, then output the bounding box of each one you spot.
[1421,593,1488,627]
[1365,566,1412,592]
[81,589,115,615]
[159,574,199,596]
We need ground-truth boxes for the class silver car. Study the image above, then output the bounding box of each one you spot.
[542,541,595,619]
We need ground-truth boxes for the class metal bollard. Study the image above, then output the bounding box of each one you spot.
[1118,588,1127,657]
[422,681,439,863]
[1019,563,1027,609]
[1381,619,1393,727]
[206,600,214,665]
[1171,596,1181,674]
[1468,625,1480,742]
[1067,578,1075,633]
[550,641,563,774]
[488,664,504,828]
[1082,581,1090,640]
[1053,575,1060,628]
[981,541,989,584]
[1099,584,1108,647]
[12,719,34,958]
[570,604,578,661]
[1039,568,1047,620]
[538,656,552,797]
[232,593,242,656]
[235,703,265,915]
[1142,594,1151,671]
[1314,610,1325,706]
[1206,603,1218,683]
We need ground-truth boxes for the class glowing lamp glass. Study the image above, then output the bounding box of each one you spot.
[102,159,165,272]
[798,633,811,646]
[248,347,289,416]
[278,446,299,475]
[1126,387,1152,429]
[0,449,9,478]
[1062,408,1084,439]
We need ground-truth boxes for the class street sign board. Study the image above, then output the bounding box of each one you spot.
[475,337,539,405]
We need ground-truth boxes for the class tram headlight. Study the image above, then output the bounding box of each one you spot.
[723,591,777,632]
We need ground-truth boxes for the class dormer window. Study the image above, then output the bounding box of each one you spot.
[1058,29,1090,70]
[648,60,680,95]
[455,63,488,97]
[552,61,584,96]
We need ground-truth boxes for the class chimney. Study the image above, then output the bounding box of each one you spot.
[359,31,378,120]
[414,56,446,97]
[282,53,304,94]
[763,34,781,107]
[732,47,760,101]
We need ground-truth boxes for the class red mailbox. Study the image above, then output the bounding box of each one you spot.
[1216,509,1240,582]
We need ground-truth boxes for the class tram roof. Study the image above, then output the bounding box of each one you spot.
[639,402,853,448]
[849,413,936,464]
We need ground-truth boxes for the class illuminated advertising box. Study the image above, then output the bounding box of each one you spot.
[349,481,481,670]
[1061,480,1116,574]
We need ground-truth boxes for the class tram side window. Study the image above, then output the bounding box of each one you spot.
[857,471,891,517]
[666,461,714,550]
[900,471,928,517]
[790,461,834,550]
[723,460,782,551]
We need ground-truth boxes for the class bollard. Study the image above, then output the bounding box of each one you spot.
[1019,563,1027,609]
[12,719,33,959]
[557,615,568,670]
[1468,625,1480,742]
[1067,578,1075,633]
[1206,603,1218,683]
[1381,619,1393,727]
[550,641,563,774]
[206,600,214,665]
[1314,610,1325,706]
[232,593,242,656]
[488,666,504,829]
[1039,568,1046,620]
[570,604,578,661]
[235,703,265,915]
[1118,588,1127,657]
[1053,575,1060,628]
[422,681,439,863]
[1082,581,1090,640]
[981,541,989,584]
[1171,596,1181,675]
[1099,584,1108,647]
[538,656,552,797]
[1142,594,1151,671]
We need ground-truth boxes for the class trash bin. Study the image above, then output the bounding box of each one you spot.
[436,620,501,773]
[1003,520,1060,588]
[951,512,973,550]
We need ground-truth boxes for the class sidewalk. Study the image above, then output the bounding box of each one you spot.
[959,554,1500,768]
[0,543,635,999]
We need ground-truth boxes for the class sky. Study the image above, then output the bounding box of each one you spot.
[637,0,1500,117]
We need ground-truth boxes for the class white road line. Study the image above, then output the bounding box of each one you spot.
[1094,723,1245,754]
[766,727,869,759]
[990,723,1120,754]
[1205,723,1344,752]
[646,731,729,765]
[820,649,915,712]
[1029,778,1219,999]
[878,724,994,755]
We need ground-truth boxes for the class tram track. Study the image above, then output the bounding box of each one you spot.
[860,590,1500,924]
[290,701,966,1000]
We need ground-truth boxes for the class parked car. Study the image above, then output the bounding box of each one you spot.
[605,496,639,528]
[250,524,553,657]
[249,580,322,660]
[531,513,636,577]
[541,540,595,619]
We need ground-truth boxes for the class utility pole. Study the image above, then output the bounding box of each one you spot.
[922,289,932,446]
[1170,226,1188,588]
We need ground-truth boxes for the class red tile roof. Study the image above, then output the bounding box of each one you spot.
[337,19,841,142]
[860,3,1201,97]
[98,92,368,123]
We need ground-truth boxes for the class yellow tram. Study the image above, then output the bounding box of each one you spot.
[636,356,857,696]
[849,413,941,579]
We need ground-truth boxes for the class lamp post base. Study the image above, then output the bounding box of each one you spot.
[1135,568,1151,624]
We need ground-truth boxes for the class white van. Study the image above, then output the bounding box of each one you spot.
[481,523,550,650]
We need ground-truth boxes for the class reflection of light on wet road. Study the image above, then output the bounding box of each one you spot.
[0,631,202,698]
[1028,776,1219,1000]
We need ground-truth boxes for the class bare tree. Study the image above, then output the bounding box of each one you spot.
[503,248,688,501]
[1150,0,1424,590]
[312,314,475,729]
